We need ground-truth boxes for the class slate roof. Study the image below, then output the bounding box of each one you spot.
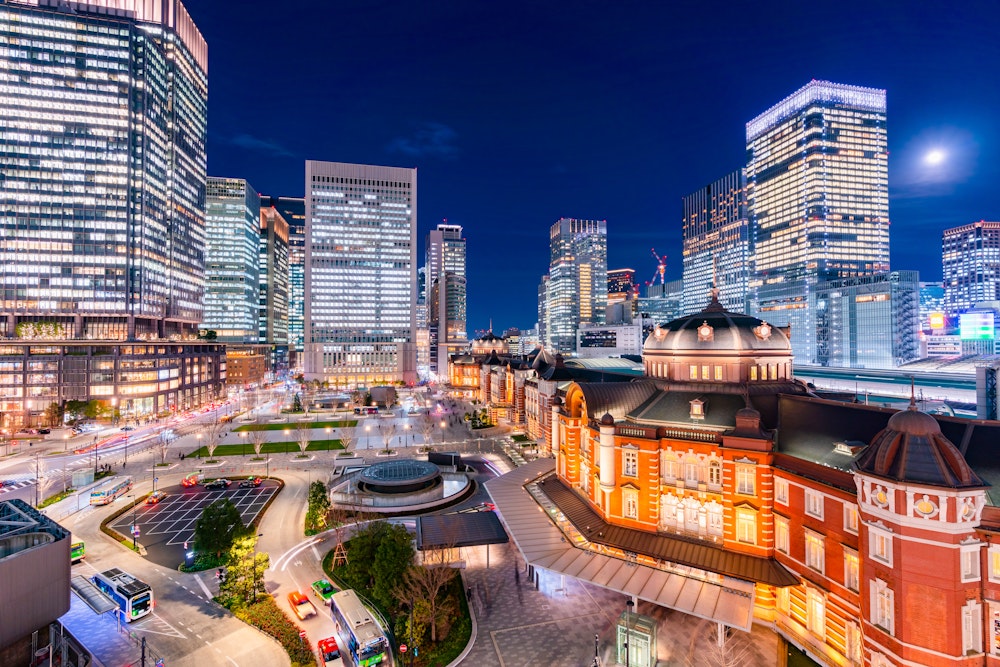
[630,391,748,429]
[539,476,798,587]
[576,381,658,421]
[416,512,509,550]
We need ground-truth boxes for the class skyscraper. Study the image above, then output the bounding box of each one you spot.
[545,218,608,353]
[203,178,261,343]
[941,221,1000,317]
[259,196,305,361]
[0,0,222,425]
[304,161,417,386]
[425,223,467,377]
[260,205,290,365]
[607,268,636,305]
[747,81,889,363]
[682,170,750,314]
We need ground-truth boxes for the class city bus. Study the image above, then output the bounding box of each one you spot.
[70,541,85,563]
[92,568,153,622]
[330,589,388,667]
[89,477,133,506]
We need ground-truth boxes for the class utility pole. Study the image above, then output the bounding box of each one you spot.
[34,451,40,507]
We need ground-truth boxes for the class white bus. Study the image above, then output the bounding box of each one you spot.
[92,568,153,622]
[89,477,133,506]
[331,589,389,667]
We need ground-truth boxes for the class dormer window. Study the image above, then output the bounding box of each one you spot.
[689,398,705,420]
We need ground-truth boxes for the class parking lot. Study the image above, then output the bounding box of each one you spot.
[108,479,280,568]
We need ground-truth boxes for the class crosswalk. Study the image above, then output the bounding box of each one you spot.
[0,476,37,494]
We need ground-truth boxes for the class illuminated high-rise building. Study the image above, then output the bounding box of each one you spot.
[304,161,417,386]
[259,205,290,367]
[607,269,635,304]
[259,196,305,361]
[682,169,749,314]
[747,81,889,363]
[941,221,1000,318]
[545,218,607,353]
[425,223,467,377]
[0,0,223,426]
[203,178,261,343]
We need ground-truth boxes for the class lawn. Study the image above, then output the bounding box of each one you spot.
[188,439,345,457]
[233,420,357,432]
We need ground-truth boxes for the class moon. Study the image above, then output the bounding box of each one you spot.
[924,149,946,166]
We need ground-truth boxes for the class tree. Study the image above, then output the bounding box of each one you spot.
[296,420,311,456]
[305,480,330,533]
[156,430,173,464]
[248,422,267,459]
[218,533,269,608]
[339,425,354,453]
[396,545,459,642]
[291,393,303,413]
[338,522,414,612]
[65,400,89,423]
[195,498,245,559]
[205,421,225,459]
[420,414,436,449]
[45,401,64,428]
[380,421,396,453]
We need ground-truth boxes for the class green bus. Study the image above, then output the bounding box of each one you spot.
[71,541,85,563]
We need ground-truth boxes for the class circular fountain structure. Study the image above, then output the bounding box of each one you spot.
[333,457,473,513]
[358,459,441,494]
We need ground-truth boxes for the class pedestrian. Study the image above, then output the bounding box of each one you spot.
[466,587,472,601]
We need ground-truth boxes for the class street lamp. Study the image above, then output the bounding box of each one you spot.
[128,494,138,550]
[439,420,446,446]
[283,428,290,455]
[364,424,371,450]
[196,433,202,459]
[624,599,634,667]
[63,432,69,452]
[240,431,247,458]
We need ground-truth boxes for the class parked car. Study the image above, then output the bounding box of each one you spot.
[238,477,262,488]
[181,473,203,487]
[205,478,231,490]
[287,591,317,620]
[310,579,335,605]
[38,428,51,435]
[146,490,167,505]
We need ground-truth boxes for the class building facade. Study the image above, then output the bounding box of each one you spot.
[303,161,417,386]
[919,281,947,333]
[203,178,261,343]
[608,268,636,304]
[682,169,750,314]
[639,279,685,325]
[576,323,645,358]
[942,221,1000,318]
[259,196,306,362]
[0,0,221,425]
[488,296,1000,667]
[546,218,608,353]
[260,205,290,371]
[425,224,467,377]
[747,81,890,364]
[812,271,920,369]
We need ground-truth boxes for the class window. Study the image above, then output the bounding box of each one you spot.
[623,489,638,520]
[701,364,710,380]
[871,578,894,635]
[807,589,826,638]
[708,460,722,487]
[684,458,700,485]
[735,507,756,544]
[846,622,863,664]
[775,515,789,554]
[714,365,723,381]
[775,478,788,505]
[707,502,723,536]
[750,365,758,381]
[689,365,698,380]
[870,528,893,566]
[990,545,1000,583]
[736,464,755,496]
[662,454,678,482]
[844,503,859,534]
[805,530,825,573]
[962,600,983,653]
[844,549,859,592]
[961,545,981,582]
[805,490,824,519]
[623,450,638,478]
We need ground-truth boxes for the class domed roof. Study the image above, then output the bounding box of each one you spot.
[853,401,986,489]
[643,294,790,353]
[600,412,615,426]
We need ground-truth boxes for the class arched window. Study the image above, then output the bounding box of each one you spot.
[708,460,722,488]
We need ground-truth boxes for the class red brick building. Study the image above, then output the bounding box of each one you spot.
[506,295,1000,666]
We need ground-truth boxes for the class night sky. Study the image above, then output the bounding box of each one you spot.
[184,0,1000,335]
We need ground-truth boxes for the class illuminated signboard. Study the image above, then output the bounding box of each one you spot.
[928,312,945,330]
[959,312,995,341]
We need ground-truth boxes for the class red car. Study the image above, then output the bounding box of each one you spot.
[181,473,203,487]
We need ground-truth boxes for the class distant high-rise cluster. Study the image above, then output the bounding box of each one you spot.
[941,221,1000,317]
[543,218,608,353]
[424,223,468,377]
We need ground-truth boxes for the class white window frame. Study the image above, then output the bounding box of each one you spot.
[846,621,863,664]
[735,507,756,545]
[871,578,894,636]
[844,502,859,534]
[775,514,789,554]
[684,458,699,486]
[961,544,981,583]
[623,449,638,478]
[708,460,722,488]
[804,529,825,574]
[962,599,983,654]
[775,477,788,505]
[662,454,678,482]
[804,489,824,520]
[869,526,893,567]
[707,503,723,536]
[736,464,755,496]
[990,544,1000,584]
[843,548,859,592]
[623,489,638,520]
[807,588,826,639]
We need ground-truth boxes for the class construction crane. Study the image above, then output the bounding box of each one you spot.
[648,248,668,285]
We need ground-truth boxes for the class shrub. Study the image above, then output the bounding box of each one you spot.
[232,596,317,666]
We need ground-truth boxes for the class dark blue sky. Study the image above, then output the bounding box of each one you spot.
[186,0,1000,335]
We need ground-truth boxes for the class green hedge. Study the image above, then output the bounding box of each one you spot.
[188,439,344,458]
[233,420,357,432]
[233,595,318,667]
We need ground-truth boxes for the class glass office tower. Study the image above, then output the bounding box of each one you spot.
[259,196,306,360]
[425,224,467,376]
[203,178,261,343]
[304,161,417,386]
[682,169,750,314]
[747,81,889,363]
[546,218,607,353]
[941,221,1000,318]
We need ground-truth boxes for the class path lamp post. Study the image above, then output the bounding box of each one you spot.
[196,433,202,459]
[439,420,446,446]
[240,431,247,458]
[364,424,371,450]
[624,599,634,667]
[283,428,290,455]
[128,494,138,550]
